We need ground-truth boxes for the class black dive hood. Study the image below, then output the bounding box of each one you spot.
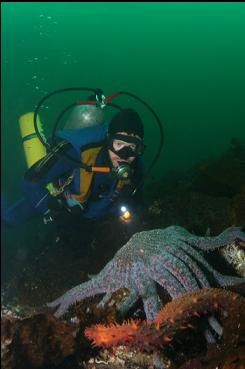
[33,88,165,191]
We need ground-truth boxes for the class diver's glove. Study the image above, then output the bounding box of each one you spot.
[66,198,84,214]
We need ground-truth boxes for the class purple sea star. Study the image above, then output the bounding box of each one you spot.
[47,225,245,320]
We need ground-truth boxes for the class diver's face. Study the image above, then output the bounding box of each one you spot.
[108,132,138,168]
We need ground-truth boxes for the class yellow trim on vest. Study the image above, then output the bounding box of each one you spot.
[71,146,103,203]
[71,146,131,204]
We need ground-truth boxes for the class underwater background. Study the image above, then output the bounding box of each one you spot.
[1,4,245,369]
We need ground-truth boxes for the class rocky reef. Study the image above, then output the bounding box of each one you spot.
[85,288,245,369]
[2,287,244,369]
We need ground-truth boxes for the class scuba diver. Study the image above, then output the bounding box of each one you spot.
[2,88,164,246]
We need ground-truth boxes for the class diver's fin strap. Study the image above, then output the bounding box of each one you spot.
[71,146,103,203]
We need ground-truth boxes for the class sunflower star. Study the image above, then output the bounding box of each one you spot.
[47,225,245,320]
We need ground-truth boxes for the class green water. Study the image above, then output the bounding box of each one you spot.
[2,4,245,358]
[2,2,245,200]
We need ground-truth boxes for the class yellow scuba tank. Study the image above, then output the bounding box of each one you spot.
[19,112,47,168]
[19,112,57,195]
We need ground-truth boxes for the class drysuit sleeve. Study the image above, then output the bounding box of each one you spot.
[21,140,80,215]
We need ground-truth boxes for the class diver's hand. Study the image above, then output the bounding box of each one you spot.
[66,198,84,214]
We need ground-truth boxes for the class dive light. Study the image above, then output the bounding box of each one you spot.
[119,205,132,223]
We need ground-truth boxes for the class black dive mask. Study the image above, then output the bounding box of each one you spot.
[108,134,145,160]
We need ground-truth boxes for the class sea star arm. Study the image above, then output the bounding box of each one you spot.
[179,226,245,250]
[176,240,245,286]
[149,254,186,298]
[133,262,162,321]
